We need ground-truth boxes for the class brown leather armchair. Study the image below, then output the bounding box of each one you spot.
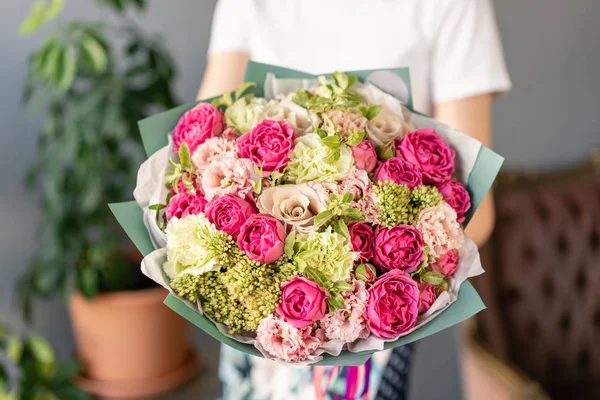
[472,155,600,399]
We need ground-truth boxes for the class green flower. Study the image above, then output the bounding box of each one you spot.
[375,181,443,227]
[285,133,353,183]
[291,227,358,283]
[163,214,239,278]
[225,96,267,134]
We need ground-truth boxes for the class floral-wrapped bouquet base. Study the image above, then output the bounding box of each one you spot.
[111,62,503,366]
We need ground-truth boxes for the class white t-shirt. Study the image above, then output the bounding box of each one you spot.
[208,0,511,114]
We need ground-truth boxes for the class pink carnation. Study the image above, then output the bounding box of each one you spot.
[192,137,237,173]
[416,202,465,259]
[335,168,380,224]
[172,103,225,153]
[256,314,322,362]
[165,192,207,221]
[199,154,259,201]
[321,280,370,343]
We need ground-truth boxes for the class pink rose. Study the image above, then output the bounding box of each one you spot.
[430,249,459,277]
[237,214,286,264]
[173,103,225,153]
[417,282,437,314]
[374,158,423,189]
[396,128,455,184]
[366,269,420,339]
[166,193,207,221]
[351,140,378,173]
[276,276,328,328]
[373,225,426,273]
[354,263,377,285]
[437,180,471,223]
[205,195,258,239]
[348,222,374,263]
[237,119,296,175]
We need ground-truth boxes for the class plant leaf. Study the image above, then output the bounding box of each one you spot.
[28,334,56,365]
[178,143,193,171]
[321,135,341,149]
[327,292,345,311]
[334,219,350,239]
[6,336,23,363]
[235,81,256,100]
[304,268,328,288]
[56,44,77,92]
[148,204,166,211]
[285,231,296,259]
[421,270,445,286]
[79,33,108,74]
[333,280,354,293]
[314,210,333,226]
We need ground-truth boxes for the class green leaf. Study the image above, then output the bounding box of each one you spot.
[253,179,262,195]
[334,219,350,239]
[235,81,256,100]
[304,268,328,288]
[327,292,345,312]
[291,89,313,108]
[333,281,354,293]
[211,92,233,108]
[6,336,23,363]
[359,104,383,121]
[332,71,348,90]
[285,231,296,259]
[19,0,65,36]
[56,44,77,91]
[28,334,56,365]
[40,41,63,82]
[341,192,354,204]
[79,33,108,74]
[421,270,446,286]
[345,130,366,147]
[79,267,98,299]
[321,135,341,149]
[178,143,193,171]
[53,360,81,384]
[314,210,333,226]
[379,141,396,160]
[148,204,166,211]
[344,208,365,222]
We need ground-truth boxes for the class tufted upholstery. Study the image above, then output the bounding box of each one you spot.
[473,160,600,399]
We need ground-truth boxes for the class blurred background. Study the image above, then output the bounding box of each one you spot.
[1,0,598,399]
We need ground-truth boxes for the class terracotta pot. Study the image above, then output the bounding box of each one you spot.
[70,287,198,398]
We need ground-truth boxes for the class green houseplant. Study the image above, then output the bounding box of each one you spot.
[0,323,90,400]
[18,0,196,396]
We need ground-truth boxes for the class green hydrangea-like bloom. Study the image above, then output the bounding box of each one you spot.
[172,256,293,333]
[375,182,443,227]
[285,133,354,183]
[225,97,268,134]
[291,227,358,283]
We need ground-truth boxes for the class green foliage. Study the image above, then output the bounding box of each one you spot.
[19,0,177,315]
[0,324,90,400]
[358,104,382,121]
[291,71,362,114]
[315,193,365,230]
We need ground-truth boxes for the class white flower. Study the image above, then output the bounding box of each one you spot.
[163,214,222,278]
[366,107,411,150]
[263,100,312,136]
[416,202,464,259]
[225,97,268,134]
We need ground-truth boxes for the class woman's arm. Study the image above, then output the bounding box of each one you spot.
[434,94,495,247]
[197,52,250,100]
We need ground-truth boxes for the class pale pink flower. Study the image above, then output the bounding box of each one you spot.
[199,154,259,201]
[256,314,322,362]
[336,168,380,224]
[191,137,237,173]
[323,109,368,137]
[416,202,464,259]
[321,280,370,343]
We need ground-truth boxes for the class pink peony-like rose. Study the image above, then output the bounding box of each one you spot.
[276,276,328,328]
[430,249,459,277]
[417,282,437,314]
[165,192,207,221]
[256,314,322,362]
[237,119,296,175]
[200,154,259,201]
[396,128,455,184]
[348,222,374,263]
[437,180,471,223]
[204,195,258,239]
[354,263,377,285]
[191,137,237,173]
[416,202,464,259]
[172,103,225,153]
[237,214,286,264]
[351,140,378,173]
[366,269,420,339]
[374,158,423,189]
[373,225,426,273]
[321,279,370,343]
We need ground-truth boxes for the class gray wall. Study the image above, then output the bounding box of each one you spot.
[1,0,599,399]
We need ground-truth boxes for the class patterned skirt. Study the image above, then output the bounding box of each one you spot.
[219,344,413,400]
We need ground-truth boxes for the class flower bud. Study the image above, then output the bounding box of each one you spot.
[355,263,377,284]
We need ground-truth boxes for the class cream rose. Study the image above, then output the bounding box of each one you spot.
[264,100,312,136]
[257,183,329,233]
[366,108,412,150]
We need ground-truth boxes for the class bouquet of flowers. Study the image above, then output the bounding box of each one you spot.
[112,62,503,366]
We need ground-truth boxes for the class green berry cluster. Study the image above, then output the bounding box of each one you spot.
[375,181,443,227]
[172,256,295,333]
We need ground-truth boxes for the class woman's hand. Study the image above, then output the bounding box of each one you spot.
[434,94,495,247]
[197,51,250,100]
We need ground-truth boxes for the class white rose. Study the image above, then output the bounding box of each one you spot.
[263,99,312,135]
[366,108,412,150]
[257,183,329,233]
